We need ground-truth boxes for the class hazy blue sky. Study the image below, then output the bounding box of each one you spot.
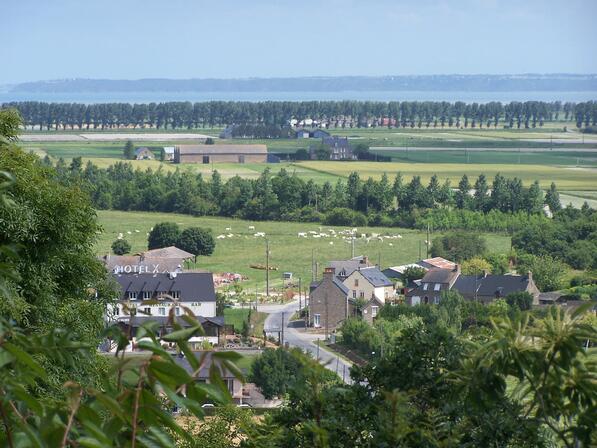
[2,0,596,84]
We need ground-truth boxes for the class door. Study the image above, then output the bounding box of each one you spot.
[313,314,321,327]
[238,155,245,163]
[202,155,210,164]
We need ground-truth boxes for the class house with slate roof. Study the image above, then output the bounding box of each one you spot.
[309,267,353,331]
[406,265,540,306]
[134,147,154,160]
[108,271,222,349]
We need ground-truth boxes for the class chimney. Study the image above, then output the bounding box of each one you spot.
[527,271,532,282]
[482,270,489,278]
[454,264,461,275]
[323,267,335,280]
[361,256,369,265]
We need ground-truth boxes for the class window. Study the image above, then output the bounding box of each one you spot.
[175,307,181,316]
[127,291,137,300]
[434,283,441,291]
[158,308,165,316]
[434,296,440,305]
[352,290,356,298]
[114,307,119,316]
[171,291,180,299]
[371,306,379,317]
[412,296,421,305]
[354,279,359,287]
[226,379,234,394]
[422,283,428,291]
[143,291,152,300]
[143,307,151,315]
[313,314,321,327]
[359,291,365,299]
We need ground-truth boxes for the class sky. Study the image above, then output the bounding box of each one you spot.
[2,0,596,84]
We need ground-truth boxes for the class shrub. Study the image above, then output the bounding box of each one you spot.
[176,227,215,256]
[324,207,368,227]
[111,238,131,255]
[505,291,534,311]
[431,232,487,262]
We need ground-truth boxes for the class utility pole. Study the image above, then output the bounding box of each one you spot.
[426,223,430,258]
[351,235,355,258]
[298,277,302,312]
[419,240,422,259]
[265,239,270,297]
[281,312,285,346]
[311,248,315,282]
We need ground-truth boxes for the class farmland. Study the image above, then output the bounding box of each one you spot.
[96,209,511,292]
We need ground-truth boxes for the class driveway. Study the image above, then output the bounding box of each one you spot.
[262,300,354,384]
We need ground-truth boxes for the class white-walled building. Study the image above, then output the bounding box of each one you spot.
[108,271,222,348]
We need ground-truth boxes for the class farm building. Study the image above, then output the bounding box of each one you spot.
[162,146,175,161]
[174,144,268,164]
[135,147,154,160]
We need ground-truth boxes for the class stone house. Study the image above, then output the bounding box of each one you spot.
[174,144,268,164]
[362,296,384,325]
[309,267,353,331]
[406,266,541,306]
[135,147,154,160]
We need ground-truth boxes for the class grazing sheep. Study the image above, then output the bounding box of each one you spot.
[225,227,231,231]
[217,235,226,239]
[126,231,132,235]
[134,229,140,233]
[248,226,255,230]
[298,232,307,237]
[329,241,334,245]
[227,233,233,238]
[389,243,393,247]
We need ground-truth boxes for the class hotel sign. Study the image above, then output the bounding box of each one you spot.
[114,264,167,274]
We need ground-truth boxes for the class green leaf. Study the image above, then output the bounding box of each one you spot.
[149,359,192,384]
[161,326,202,342]
[3,342,46,379]
[77,437,109,448]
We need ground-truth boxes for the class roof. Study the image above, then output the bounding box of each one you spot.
[421,268,459,284]
[329,256,372,278]
[135,147,152,155]
[176,144,267,155]
[419,257,456,270]
[113,272,216,302]
[120,315,224,328]
[142,246,195,260]
[356,267,393,287]
[311,276,350,296]
[383,263,425,276]
[175,351,244,379]
[476,274,531,297]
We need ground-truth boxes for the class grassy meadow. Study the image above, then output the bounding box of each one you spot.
[96,210,511,292]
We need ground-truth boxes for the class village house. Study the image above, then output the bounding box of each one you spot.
[309,136,356,160]
[134,147,154,160]
[109,271,222,348]
[406,266,540,306]
[174,144,268,164]
[294,128,330,139]
[343,266,395,303]
[309,267,353,332]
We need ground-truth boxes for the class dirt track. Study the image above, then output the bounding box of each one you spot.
[20,133,215,142]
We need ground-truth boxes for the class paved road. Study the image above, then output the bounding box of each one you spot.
[261,300,354,384]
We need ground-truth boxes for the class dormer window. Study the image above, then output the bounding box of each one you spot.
[127,291,137,300]
[171,291,180,299]
[434,283,441,291]
[143,291,152,300]
[422,283,428,291]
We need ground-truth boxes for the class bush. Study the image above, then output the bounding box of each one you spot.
[461,257,492,275]
[431,232,487,262]
[111,238,131,255]
[339,317,380,354]
[324,207,368,227]
[516,253,568,292]
[147,222,181,250]
[505,291,534,311]
[249,347,303,399]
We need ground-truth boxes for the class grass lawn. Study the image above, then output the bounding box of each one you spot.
[224,308,268,337]
[96,210,511,291]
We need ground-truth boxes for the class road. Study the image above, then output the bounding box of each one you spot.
[261,300,354,384]
[371,145,597,152]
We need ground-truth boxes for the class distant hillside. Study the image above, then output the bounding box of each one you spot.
[10,74,597,93]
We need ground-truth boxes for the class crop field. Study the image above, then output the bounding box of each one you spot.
[299,161,597,191]
[369,148,597,166]
[96,210,511,291]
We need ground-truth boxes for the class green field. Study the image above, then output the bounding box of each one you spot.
[96,210,511,291]
[300,161,597,191]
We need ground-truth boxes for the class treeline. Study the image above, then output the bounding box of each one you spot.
[4,100,597,130]
[54,157,561,229]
